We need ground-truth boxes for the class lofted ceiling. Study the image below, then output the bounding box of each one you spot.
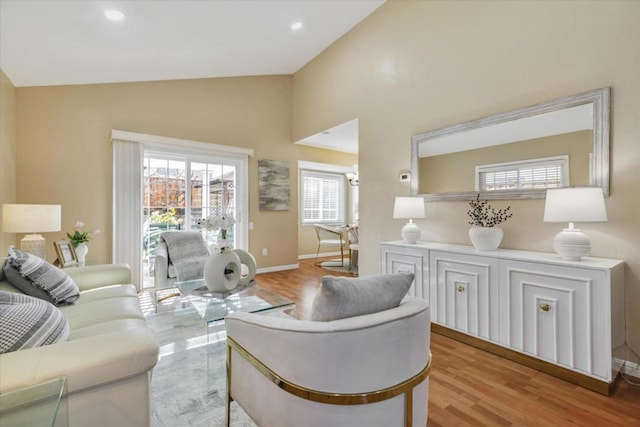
[0,0,378,154]
[0,0,385,88]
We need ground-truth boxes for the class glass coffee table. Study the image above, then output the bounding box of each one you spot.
[175,279,295,394]
[175,279,295,323]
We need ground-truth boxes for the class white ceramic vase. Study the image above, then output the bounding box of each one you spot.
[75,243,88,266]
[203,249,241,292]
[468,226,503,251]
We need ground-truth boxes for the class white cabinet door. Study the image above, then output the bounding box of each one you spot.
[500,260,610,380]
[380,245,428,301]
[380,241,623,390]
[430,251,499,342]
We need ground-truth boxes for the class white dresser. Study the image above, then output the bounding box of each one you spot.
[380,240,625,394]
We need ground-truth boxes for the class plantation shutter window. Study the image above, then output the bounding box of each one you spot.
[476,156,569,192]
[301,171,345,224]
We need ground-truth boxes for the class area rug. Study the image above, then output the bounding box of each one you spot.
[320,258,358,275]
[146,306,256,427]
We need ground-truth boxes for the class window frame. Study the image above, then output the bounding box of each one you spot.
[300,169,346,226]
[475,155,570,192]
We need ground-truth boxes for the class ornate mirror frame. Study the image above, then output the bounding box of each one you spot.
[411,87,610,201]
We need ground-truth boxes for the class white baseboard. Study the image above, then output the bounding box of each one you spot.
[298,251,342,260]
[622,359,640,379]
[256,263,299,274]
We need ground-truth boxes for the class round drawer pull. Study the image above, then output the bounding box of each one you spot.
[540,303,551,312]
[456,285,465,293]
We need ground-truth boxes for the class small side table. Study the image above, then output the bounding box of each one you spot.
[0,377,68,427]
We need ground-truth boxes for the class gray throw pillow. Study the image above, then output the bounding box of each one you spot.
[3,260,54,302]
[311,273,415,322]
[0,290,70,354]
[6,246,80,305]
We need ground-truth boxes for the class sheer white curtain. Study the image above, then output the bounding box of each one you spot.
[112,137,143,289]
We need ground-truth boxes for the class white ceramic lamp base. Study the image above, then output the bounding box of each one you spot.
[401,221,421,244]
[20,234,46,259]
[553,228,591,261]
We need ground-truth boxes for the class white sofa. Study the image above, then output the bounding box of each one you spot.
[0,264,159,427]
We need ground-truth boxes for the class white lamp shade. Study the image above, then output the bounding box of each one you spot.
[393,197,425,219]
[2,204,62,233]
[543,188,607,223]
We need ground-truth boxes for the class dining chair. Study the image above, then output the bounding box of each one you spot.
[348,226,359,272]
[313,224,346,266]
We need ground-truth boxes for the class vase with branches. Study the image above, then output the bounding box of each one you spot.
[467,194,512,250]
[467,194,513,227]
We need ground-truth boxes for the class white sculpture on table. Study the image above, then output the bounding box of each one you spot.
[204,248,256,293]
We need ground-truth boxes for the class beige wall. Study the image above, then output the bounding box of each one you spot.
[420,130,592,193]
[13,75,351,268]
[292,1,640,350]
[0,69,17,251]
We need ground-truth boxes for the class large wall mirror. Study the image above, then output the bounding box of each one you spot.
[411,88,610,201]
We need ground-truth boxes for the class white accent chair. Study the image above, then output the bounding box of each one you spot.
[225,297,431,427]
[313,224,347,266]
[153,231,209,308]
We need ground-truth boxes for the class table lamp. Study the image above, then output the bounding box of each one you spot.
[2,204,62,259]
[393,196,425,244]
[543,187,607,261]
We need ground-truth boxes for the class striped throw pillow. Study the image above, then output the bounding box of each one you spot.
[0,290,70,354]
[7,246,80,305]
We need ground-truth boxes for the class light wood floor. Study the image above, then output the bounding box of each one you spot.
[256,258,640,426]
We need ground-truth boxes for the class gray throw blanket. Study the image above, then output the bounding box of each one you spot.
[160,231,210,282]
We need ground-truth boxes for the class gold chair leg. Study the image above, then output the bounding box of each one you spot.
[405,390,413,427]
[225,344,232,427]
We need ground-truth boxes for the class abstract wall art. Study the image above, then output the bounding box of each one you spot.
[258,159,290,211]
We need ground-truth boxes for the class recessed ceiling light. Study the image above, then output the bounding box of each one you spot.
[105,10,125,21]
[291,22,303,31]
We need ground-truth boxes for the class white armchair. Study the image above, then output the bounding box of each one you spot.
[225,297,431,427]
[153,231,209,307]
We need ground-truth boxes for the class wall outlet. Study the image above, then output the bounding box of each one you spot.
[262,248,268,256]
[249,222,254,230]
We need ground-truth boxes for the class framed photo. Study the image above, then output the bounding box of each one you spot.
[53,240,78,268]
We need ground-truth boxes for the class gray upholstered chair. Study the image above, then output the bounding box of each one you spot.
[313,224,346,266]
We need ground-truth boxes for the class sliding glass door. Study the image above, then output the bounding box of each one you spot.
[142,154,244,288]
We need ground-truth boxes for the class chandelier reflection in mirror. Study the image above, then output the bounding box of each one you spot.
[346,165,359,186]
